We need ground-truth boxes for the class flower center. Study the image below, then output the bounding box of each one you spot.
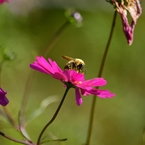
[63,80,82,88]
[74,81,82,85]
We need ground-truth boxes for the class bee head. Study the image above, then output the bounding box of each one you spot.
[62,56,85,74]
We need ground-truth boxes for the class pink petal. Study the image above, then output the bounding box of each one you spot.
[30,56,53,74]
[80,87,100,96]
[48,58,63,74]
[75,88,83,106]
[64,70,84,83]
[72,71,84,81]
[30,56,63,75]
[80,88,115,98]
[52,72,68,82]
[80,78,107,87]
[80,88,92,96]
[96,90,115,98]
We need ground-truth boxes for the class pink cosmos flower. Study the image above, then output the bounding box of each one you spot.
[30,56,115,106]
[0,0,10,4]
[0,88,9,106]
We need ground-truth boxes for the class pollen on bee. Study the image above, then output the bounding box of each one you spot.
[62,55,85,74]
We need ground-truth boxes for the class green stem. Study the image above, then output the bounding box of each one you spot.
[2,106,18,129]
[18,111,32,142]
[37,87,70,145]
[0,132,33,145]
[19,20,70,142]
[143,128,145,145]
[85,11,117,145]
[41,21,70,57]
[20,21,70,126]
[20,70,36,127]
[0,61,18,129]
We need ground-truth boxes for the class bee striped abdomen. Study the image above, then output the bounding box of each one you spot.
[62,56,85,74]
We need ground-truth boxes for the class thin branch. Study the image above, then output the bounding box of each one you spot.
[37,87,70,145]
[41,21,70,57]
[85,11,117,145]
[0,132,31,145]
[18,111,32,142]
[0,61,18,130]
[19,21,70,127]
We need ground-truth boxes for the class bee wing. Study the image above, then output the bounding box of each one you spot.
[62,55,75,61]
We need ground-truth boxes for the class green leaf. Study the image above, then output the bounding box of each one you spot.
[26,96,59,124]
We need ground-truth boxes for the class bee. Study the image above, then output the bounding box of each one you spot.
[62,55,85,74]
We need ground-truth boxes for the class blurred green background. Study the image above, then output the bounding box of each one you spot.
[0,0,145,145]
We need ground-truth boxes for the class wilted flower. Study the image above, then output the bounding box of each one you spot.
[0,88,9,106]
[107,0,142,45]
[30,56,115,106]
